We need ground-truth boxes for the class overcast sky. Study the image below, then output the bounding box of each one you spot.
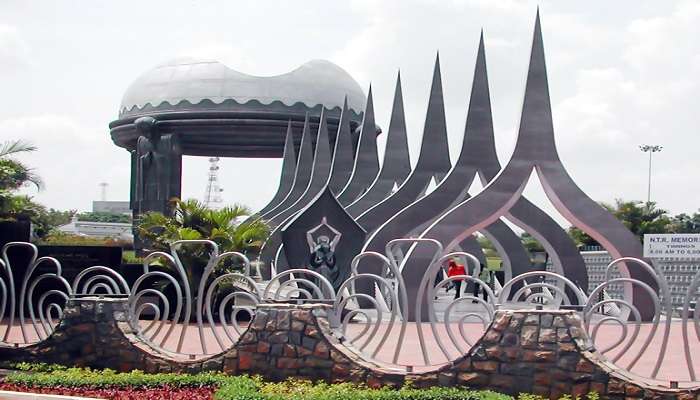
[1,1,698,228]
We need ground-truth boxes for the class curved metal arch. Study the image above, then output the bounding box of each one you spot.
[400,12,653,321]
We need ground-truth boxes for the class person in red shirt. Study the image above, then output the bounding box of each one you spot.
[447,259,467,300]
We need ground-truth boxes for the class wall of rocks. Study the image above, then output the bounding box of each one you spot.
[0,297,698,400]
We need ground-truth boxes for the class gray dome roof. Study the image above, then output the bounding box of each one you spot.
[119,58,366,117]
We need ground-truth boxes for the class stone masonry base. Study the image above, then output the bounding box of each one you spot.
[0,298,698,399]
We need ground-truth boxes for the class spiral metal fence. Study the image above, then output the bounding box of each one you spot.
[1,242,129,345]
[1,239,699,384]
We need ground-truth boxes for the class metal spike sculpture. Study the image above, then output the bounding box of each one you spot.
[353,36,534,300]
[361,31,585,291]
[398,12,653,321]
[352,53,530,288]
[354,54,452,233]
[328,98,355,195]
[260,109,333,267]
[345,72,412,217]
[261,114,314,222]
[254,120,297,216]
[336,86,380,205]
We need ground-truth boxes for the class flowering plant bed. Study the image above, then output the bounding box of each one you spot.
[0,363,601,400]
[0,383,215,400]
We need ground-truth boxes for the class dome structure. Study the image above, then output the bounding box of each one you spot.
[109,58,369,158]
[118,58,366,118]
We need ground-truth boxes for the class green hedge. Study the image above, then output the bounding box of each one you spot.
[215,379,513,400]
[2,363,600,400]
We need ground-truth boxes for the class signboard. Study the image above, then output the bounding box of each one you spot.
[644,234,700,258]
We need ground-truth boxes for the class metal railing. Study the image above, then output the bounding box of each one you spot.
[1,240,698,385]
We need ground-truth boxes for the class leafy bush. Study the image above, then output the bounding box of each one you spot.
[38,231,131,247]
[4,366,231,389]
[2,364,603,400]
[77,211,131,223]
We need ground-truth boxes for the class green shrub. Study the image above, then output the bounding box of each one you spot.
[3,364,602,400]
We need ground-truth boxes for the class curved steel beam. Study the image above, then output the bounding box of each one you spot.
[402,12,653,321]
[336,87,380,205]
[345,72,412,217]
[260,114,314,222]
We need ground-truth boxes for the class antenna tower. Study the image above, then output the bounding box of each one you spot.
[99,182,108,201]
[204,157,224,208]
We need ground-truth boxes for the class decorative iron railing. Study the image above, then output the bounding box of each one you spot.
[1,240,698,384]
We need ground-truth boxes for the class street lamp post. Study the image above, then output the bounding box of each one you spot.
[639,144,662,204]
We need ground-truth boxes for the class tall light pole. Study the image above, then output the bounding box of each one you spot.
[639,144,662,204]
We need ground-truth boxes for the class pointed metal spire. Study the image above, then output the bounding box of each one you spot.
[384,70,412,183]
[256,120,298,216]
[258,108,335,264]
[266,108,332,225]
[260,113,313,221]
[355,53,453,230]
[310,107,332,180]
[328,97,354,194]
[457,29,499,174]
[513,9,557,157]
[416,51,451,180]
[344,71,412,216]
[336,85,380,205]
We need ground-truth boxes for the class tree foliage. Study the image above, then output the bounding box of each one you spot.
[77,211,131,223]
[137,198,269,256]
[520,232,544,253]
[567,199,683,246]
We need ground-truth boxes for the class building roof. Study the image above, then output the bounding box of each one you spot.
[119,58,366,118]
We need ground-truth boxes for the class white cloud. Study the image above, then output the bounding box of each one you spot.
[0,24,30,71]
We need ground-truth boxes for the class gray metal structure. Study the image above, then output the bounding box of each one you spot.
[254,121,297,216]
[264,109,332,226]
[344,73,412,217]
[398,13,654,321]
[258,113,329,269]
[336,87,381,205]
[360,32,586,308]
[328,99,355,195]
[260,115,314,222]
[354,55,451,233]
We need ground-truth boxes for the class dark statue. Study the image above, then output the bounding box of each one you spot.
[132,116,182,216]
[130,116,183,251]
[307,217,341,286]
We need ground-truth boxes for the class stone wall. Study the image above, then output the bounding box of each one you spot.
[1,297,698,399]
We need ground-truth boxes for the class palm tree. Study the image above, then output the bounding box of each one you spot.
[136,199,270,318]
[0,140,43,191]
